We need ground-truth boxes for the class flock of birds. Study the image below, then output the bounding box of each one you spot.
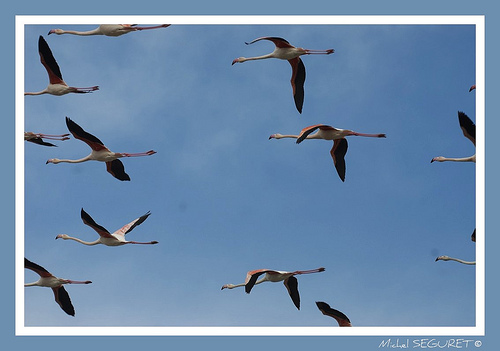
[23,24,475,326]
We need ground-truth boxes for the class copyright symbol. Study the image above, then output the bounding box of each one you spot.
[475,340,482,347]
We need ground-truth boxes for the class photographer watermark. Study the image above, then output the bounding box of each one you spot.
[378,338,482,349]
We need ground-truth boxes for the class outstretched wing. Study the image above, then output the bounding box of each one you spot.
[106,159,131,181]
[80,208,114,239]
[284,276,300,310]
[245,37,294,48]
[296,124,337,144]
[289,57,305,114]
[458,111,475,146]
[65,117,108,151]
[315,301,352,326]
[38,35,64,85]
[330,138,348,182]
[25,258,52,278]
[113,211,151,237]
[244,269,271,294]
[52,286,75,316]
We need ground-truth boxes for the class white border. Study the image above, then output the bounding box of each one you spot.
[16,15,485,336]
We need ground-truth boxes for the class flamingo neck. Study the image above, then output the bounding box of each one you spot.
[50,155,92,164]
[24,90,48,96]
[239,53,276,63]
[61,28,102,36]
[62,236,101,246]
[447,257,476,265]
[432,155,476,163]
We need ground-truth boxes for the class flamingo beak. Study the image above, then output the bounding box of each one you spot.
[269,134,275,140]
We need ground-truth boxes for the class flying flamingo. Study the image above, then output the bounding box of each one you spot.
[25,131,70,147]
[469,85,476,92]
[269,124,386,181]
[25,36,99,96]
[46,117,157,181]
[221,267,325,310]
[315,301,352,326]
[56,208,158,246]
[232,37,334,114]
[431,111,475,164]
[24,258,91,316]
[48,24,171,37]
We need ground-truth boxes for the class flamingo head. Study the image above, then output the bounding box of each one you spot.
[430,156,445,163]
[221,284,236,290]
[435,255,450,262]
[269,133,282,140]
[48,29,64,35]
[232,57,245,65]
[55,234,70,240]
[46,158,60,164]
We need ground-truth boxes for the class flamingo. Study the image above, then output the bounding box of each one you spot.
[46,117,157,181]
[221,267,325,310]
[56,208,158,246]
[435,256,475,265]
[431,111,475,163]
[315,301,352,326]
[469,85,476,92]
[269,124,386,181]
[24,258,91,316]
[25,36,99,96]
[25,131,70,147]
[232,37,334,113]
[48,24,171,37]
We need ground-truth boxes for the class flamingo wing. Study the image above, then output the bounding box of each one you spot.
[297,124,337,144]
[284,276,300,309]
[65,117,108,151]
[80,208,115,239]
[330,138,348,182]
[245,37,294,48]
[106,159,131,181]
[27,137,57,147]
[289,57,306,113]
[244,269,272,294]
[471,229,476,242]
[38,36,65,85]
[458,111,475,146]
[52,286,75,316]
[113,211,151,236]
[24,258,53,278]
[315,301,352,326]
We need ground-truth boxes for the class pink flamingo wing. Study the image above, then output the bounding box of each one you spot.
[246,36,294,48]
[52,286,75,316]
[289,57,305,113]
[80,208,114,239]
[38,36,65,85]
[25,258,53,278]
[65,117,108,151]
[113,212,151,236]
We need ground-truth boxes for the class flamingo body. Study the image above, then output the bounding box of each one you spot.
[232,37,334,113]
[24,258,91,316]
[25,36,99,96]
[48,24,170,37]
[221,267,325,310]
[269,124,386,181]
[46,117,156,181]
[431,111,476,163]
[315,301,352,326]
[56,208,158,246]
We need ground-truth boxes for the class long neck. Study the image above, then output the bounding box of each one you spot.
[440,156,475,163]
[64,236,101,246]
[60,28,102,36]
[241,53,275,62]
[448,257,476,265]
[56,155,92,163]
[24,90,48,96]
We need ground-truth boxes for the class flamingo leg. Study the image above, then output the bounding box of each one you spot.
[121,150,157,157]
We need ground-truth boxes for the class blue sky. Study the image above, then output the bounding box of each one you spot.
[21,19,478,329]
